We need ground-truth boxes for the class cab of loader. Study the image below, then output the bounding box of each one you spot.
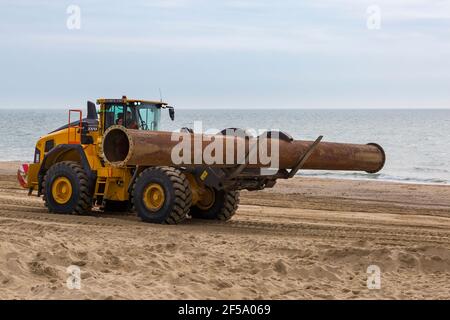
[98,96,175,132]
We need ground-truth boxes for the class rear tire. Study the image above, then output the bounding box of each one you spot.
[43,161,92,214]
[190,189,240,221]
[132,167,192,224]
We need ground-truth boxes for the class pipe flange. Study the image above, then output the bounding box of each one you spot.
[102,125,134,167]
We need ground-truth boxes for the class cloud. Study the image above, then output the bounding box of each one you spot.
[310,0,450,20]
[141,0,192,9]
[1,0,449,108]
[30,32,335,54]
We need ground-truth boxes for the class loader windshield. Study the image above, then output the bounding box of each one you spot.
[137,105,161,131]
[103,103,161,131]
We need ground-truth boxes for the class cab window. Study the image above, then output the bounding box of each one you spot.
[104,104,123,130]
[137,105,161,130]
[104,104,138,130]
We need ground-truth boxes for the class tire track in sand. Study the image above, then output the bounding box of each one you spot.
[1,205,449,247]
[1,183,449,247]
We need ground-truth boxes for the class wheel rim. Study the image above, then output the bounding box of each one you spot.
[143,183,165,212]
[51,176,73,204]
[196,187,215,210]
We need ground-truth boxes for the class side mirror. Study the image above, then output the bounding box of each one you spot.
[168,106,175,121]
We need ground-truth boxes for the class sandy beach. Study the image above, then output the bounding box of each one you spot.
[0,161,449,299]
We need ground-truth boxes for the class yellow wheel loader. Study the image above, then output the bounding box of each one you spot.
[19,96,385,224]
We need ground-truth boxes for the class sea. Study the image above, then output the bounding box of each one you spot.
[1,109,449,184]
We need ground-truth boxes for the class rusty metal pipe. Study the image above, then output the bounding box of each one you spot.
[102,126,385,173]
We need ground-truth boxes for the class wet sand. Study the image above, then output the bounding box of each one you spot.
[0,161,449,299]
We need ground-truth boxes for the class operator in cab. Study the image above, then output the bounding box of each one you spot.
[116,111,138,129]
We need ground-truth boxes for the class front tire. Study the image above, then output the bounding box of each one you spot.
[190,189,240,221]
[132,167,192,224]
[43,161,92,214]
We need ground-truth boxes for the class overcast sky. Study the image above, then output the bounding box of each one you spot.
[1,0,449,109]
